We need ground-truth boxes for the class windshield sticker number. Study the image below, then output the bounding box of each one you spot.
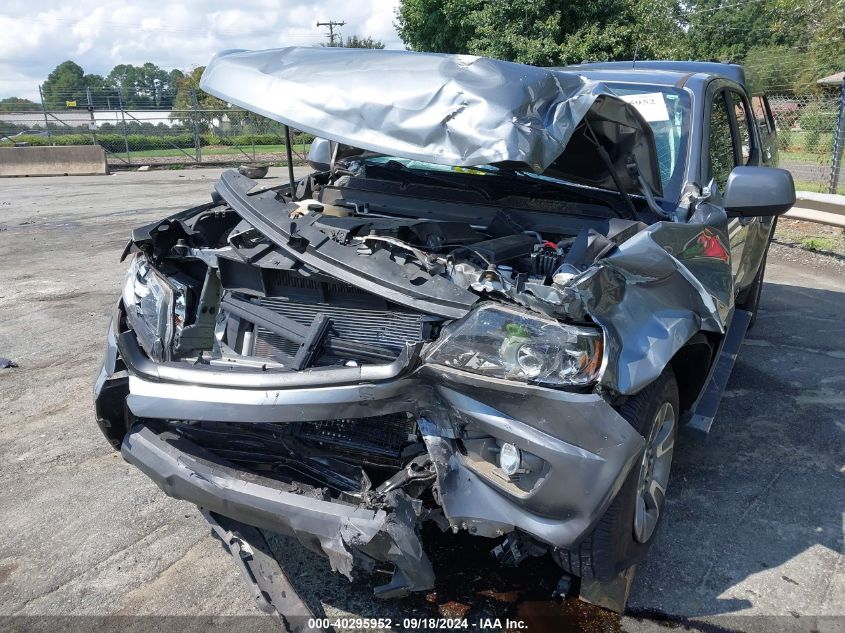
[620,93,670,122]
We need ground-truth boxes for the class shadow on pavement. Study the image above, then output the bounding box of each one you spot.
[628,281,845,619]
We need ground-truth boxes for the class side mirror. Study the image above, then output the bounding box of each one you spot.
[723,166,795,218]
[307,137,332,172]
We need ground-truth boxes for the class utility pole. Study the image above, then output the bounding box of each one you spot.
[189,89,202,164]
[38,85,53,145]
[316,20,345,46]
[117,88,131,164]
[829,76,845,194]
[86,86,97,146]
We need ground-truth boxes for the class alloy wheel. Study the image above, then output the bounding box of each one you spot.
[633,401,676,543]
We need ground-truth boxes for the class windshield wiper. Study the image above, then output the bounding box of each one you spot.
[482,167,633,218]
[367,159,493,200]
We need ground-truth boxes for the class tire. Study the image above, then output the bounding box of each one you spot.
[554,367,679,581]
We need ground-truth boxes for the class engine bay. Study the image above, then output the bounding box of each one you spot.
[125,166,648,375]
[224,172,647,308]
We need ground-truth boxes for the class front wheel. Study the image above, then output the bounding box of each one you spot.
[554,367,679,580]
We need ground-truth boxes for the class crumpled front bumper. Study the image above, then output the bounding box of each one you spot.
[122,423,434,596]
[95,303,646,593]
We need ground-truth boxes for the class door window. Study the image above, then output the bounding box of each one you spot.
[708,93,735,192]
[729,91,753,164]
[751,95,772,134]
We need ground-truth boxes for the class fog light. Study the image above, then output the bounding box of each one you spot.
[498,442,522,476]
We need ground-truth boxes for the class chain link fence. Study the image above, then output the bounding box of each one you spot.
[0,89,312,168]
[769,83,845,194]
[2,82,844,193]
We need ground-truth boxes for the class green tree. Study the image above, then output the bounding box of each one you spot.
[171,67,284,134]
[41,61,87,108]
[396,0,684,66]
[323,35,386,48]
[171,67,233,128]
[341,35,386,49]
[107,63,177,108]
[768,0,845,91]
[728,0,845,94]
[40,61,122,108]
[84,73,113,108]
[680,0,803,62]
[395,0,479,54]
[0,97,40,112]
[744,45,807,93]
[173,67,228,109]
[166,69,185,107]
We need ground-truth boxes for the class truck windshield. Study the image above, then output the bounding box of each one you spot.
[360,83,691,205]
[606,82,692,201]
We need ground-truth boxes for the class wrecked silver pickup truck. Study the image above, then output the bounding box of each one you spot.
[94,49,795,609]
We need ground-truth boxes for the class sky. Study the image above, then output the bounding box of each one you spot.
[0,0,404,100]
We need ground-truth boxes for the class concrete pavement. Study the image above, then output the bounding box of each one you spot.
[0,169,842,632]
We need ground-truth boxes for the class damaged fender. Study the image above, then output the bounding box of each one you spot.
[522,202,732,394]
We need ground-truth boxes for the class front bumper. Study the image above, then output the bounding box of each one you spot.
[95,303,646,590]
[122,423,434,596]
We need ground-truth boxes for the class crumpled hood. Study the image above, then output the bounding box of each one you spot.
[200,47,660,190]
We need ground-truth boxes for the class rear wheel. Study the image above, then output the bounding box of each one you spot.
[554,368,679,580]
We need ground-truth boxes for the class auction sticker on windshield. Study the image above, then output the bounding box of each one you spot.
[620,92,670,122]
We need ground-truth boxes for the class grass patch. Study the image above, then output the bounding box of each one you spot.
[790,179,845,195]
[792,179,832,194]
[776,219,845,257]
[780,149,835,164]
[801,237,835,251]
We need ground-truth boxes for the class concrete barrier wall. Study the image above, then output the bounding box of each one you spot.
[786,191,845,228]
[0,145,108,177]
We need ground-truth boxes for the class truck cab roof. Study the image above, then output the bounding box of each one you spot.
[559,60,746,89]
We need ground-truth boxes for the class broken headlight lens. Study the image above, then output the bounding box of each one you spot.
[122,254,187,361]
[424,304,603,387]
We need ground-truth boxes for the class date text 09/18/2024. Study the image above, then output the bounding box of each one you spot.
[306,618,528,630]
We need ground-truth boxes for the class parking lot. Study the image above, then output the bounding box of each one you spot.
[0,168,843,632]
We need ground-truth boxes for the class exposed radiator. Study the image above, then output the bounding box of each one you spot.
[254,297,427,361]
[163,414,418,470]
[297,414,418,467]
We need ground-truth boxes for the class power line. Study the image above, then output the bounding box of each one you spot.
[680,0,768,16]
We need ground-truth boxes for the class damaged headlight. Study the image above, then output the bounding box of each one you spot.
[424,304,603,387]
[122,254,187,361]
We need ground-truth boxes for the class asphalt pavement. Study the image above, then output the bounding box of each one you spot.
[0,168,842,633]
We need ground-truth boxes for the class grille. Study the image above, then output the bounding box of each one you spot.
[163,413,418,470]
[254,297,426,360]
[298,415,417,462]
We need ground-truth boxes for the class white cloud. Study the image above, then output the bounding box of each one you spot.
[0,0,403,101]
